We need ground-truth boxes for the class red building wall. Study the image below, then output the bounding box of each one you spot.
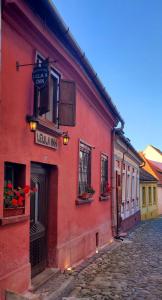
[0,1,117,298]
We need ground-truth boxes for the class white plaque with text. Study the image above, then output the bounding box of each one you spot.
[35,130,58,150]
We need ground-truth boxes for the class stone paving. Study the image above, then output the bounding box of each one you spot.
[66,217,162,300]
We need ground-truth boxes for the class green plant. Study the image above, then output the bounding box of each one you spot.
[85,186,95,194]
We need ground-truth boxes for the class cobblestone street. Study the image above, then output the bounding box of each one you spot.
[66,217,162,300]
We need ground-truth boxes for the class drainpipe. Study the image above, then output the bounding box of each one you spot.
[111,120,124,237]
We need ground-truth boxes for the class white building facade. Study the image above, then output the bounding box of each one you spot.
[114,132,142,233]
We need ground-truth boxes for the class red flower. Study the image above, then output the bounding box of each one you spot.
[104,183,111,193]
[23,185,30,194]
[18,196,24,207]
[12,198,18,206]
[7,191,13,195]
[107,186,111,192]
[7,183,12,189]
[15,191,21,197]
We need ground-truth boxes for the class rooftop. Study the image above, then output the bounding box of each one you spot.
[25,0,124,125]
[140,168,157,182]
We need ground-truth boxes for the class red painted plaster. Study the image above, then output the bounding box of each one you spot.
[0,1,117,297]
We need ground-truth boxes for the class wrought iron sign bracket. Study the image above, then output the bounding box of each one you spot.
[16,60,57,71]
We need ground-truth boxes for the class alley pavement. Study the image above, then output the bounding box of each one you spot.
[66,217,162,300]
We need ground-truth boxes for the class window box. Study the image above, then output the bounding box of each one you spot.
[79,192,94,200]
[99,195,110,201]
[3,207,25,217]
[76,198,93,205]
[0,215,29,226]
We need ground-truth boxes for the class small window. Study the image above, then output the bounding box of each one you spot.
[36,55,59,124]
[122,172,126,201]
[148,187,152,205]
[121,202,125,213]
[126,174,131,199]
[4,162,26,214]
[34,54,76,127]
[100,154,108,194]
[142,187,146,207]
[79,142,91,195]
[153,187,156,204]
[41,73,59,123]
[4,162,25,189]
[116,160,120,168]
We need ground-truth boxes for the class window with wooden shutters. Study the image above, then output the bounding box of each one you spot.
[59,80,76,126]
[100,154,108,194]
[35,55,76,126]
[35,55,59,123]
[79,143,91,194]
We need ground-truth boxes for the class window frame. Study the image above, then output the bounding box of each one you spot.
[148,186,152,206]
[35,53,60,125]
[142,186,146,207]
[78,141,92,196]
[153,186,157,204]
[3,162,26,216]
[100,153,108,195]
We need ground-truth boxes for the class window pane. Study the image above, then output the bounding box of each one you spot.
[5,165,14,186]
[153,187,156,204]
[41,76,57,122]
[79,143,91,194]
[142,187,146,207]
[101,155,108,194]
[149,187,152,205]
[36,55,59,124]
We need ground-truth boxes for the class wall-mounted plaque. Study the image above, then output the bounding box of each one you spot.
[35,130,58,150]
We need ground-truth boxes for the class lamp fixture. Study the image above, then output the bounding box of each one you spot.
[26,115,38,132]
[63,131,70,146]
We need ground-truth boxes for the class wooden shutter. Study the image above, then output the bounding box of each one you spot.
[59,79,76,126]
[39,77,50,115]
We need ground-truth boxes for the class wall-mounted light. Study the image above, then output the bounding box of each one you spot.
[63,131,70,146]
[26,115,38,132]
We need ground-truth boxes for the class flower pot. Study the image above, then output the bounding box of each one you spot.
[3,207,25,217]
[101,192,110,197]
[79,192,94,199]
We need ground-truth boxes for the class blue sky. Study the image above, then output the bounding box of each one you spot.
[53,0,162,151]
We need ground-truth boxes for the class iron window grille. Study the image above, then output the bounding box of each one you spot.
[79,142,91,195]
[100,154,108,194]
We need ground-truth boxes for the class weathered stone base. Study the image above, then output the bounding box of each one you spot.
[120,210,141,232]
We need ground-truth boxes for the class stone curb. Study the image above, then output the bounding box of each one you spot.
[40,240,122,300]
[44,277,74,300]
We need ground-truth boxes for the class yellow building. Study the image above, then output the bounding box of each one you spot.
[140,168,158,220]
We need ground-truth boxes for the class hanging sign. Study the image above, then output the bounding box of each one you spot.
[35,130,58,150]
[32,61,49,89]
